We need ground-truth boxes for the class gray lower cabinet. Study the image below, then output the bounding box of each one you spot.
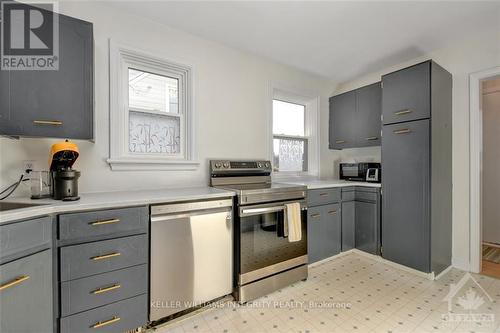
[355,200,380,255]
[0,249,53,333]
[307,204,341,263]
[382,119,430,272]
[58,206,149,333]
[341,201,355,251]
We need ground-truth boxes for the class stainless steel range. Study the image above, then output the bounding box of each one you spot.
[210,160,308,303]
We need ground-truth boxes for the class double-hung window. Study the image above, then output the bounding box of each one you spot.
[272,92,318,175]
[108,41,197,171]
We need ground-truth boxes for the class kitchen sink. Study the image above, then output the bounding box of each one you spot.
[0,202,47,212]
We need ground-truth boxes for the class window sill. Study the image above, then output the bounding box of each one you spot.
[107,158,200,171]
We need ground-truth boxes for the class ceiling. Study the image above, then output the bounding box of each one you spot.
[105,1,500,83]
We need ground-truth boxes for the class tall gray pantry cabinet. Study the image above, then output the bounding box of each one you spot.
[381,60,452,274]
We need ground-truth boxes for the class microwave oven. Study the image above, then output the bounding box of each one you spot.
[339,162,381,183]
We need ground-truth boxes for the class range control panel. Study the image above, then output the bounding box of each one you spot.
[210,160,272,173]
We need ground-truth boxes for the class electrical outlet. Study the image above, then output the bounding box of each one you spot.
[22,160,35,176]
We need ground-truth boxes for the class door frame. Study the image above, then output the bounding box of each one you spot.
[469,66,500,273]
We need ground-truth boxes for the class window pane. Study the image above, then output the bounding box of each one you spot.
[273,137,307,172]
[129,111,180,154]
[129,68,179,113]
[272,100,305,136]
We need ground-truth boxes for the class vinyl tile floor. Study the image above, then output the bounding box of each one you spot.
[150,252,500,333]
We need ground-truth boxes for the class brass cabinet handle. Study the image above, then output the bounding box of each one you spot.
[311,213,321,218]
[33,120,63,125]
[394,109,412,116]
[393,129,411,135]
[91,252,121,261]
[0,275,30,292]
[328,210,337,214]
[92,284,121,295]
[366,137,378,141]
[319,193,329,197]
[89,218,120,226]
[335,140,346,144]
[91,316,121,329]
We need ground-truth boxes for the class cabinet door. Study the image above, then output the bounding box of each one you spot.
[307,204,341,263]
[0,250,53,333]
[355,201,379,255]
[341,201,355,251]
[0,14,93,139]
[329,91,356,149]
[356,82,381,146]
[382,119,430,272]
[382,61,430,125]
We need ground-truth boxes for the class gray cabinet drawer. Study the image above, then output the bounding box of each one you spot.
[61,264,148,317]
[60,235,148,281]
[59,206,148,242]
[0,216,52,262]
[60,294,147,333]
[308,188,341,206]
[0,250,53,333]
[341,188,355,202]
[355,190,379,202]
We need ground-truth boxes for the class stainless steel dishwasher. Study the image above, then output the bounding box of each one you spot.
[150,198,233,321]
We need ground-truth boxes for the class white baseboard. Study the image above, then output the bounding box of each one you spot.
[308,250,355,268]
[433,265,453,280]
[349,249,434,280]
[452,257,470,272]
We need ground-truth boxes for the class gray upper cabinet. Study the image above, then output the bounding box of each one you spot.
[0,12,93,139]
[329,83,381,150]
[382,119,430,272]
[0,249,53,333]
[356,82,382,146]
[382,61,431,125]
[329,91,356,149]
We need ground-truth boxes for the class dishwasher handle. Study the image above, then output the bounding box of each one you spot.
[151,208,232,223]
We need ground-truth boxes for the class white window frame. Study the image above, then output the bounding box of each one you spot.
[107,40,198,171]
[268,83,320,178]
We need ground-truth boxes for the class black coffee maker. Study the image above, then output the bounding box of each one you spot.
[49,140,81,201]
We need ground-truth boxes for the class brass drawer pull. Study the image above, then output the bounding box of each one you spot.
[91,316,121,329]
[328,210,337,214]
[394,109,412,116]
[92,284,121,295]
[33,120,63,125]
[319,193,329,197]
[393,129,411,135]
[335,140,346,144]
[90,218,120,226]
[366,137,378,141]
[0,275,30,292]
[91,252,121,261]
[311,213,321,218]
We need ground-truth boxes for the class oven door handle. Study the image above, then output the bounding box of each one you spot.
[240,206,285,217]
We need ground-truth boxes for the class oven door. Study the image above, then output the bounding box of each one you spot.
[236,200,307,285]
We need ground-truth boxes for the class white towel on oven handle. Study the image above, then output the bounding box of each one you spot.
[284,202,302,242]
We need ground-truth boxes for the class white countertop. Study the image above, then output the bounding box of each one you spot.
[0,187,234,224]
[279,178,382,190]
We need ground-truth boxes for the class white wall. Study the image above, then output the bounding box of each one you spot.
[482,78,500,245]
[0,1,335,195]
[320,29,500,270]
